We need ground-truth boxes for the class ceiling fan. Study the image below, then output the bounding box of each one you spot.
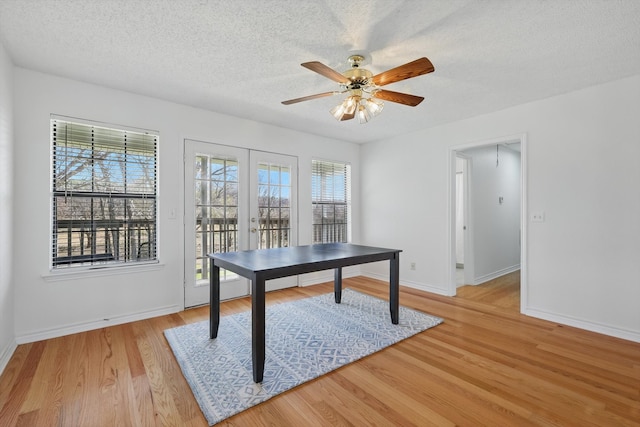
[282,54,434,123]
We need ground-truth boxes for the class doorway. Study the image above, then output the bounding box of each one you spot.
[449,134,527,312]
[455,154,472,287]
[184,139,298,308]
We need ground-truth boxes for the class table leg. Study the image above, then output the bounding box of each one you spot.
[390,253,400,324]
[210,260,220,339]
[251,274,266,383]
[334,267,342,303]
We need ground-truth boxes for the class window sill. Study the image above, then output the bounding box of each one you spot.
[42,261,165,282]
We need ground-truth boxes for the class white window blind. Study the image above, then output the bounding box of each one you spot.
[51,118,158,268]
[312,160,351,244]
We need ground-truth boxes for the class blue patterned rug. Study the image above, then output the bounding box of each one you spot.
[164,288,443,425]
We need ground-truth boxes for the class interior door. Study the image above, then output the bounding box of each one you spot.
[249,150,298,291]
[184,140,250,307]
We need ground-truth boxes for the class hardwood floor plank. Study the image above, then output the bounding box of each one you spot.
[142,315,203,423]
[0,343,31,411]
[412,340,608,426]
[130,373,159,426]
[288,386,357,427]
[423,330,639,420]
[0,341,45,426]
[334,361,457,427]
[58,399,81,427]
[132,321,187,426]
[33,337,69,426]
[272,390,330,427]
[122,323,147,379]
[1,274,639,426]
[15,409,38,427]
[369,345,539,426]
[536,341,639,378]
[325,367,426,427]
[17,340,57,413]
[303,373,399,426]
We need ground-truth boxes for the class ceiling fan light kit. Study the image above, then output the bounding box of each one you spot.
[330,94,384,123]
[282,54,434,124]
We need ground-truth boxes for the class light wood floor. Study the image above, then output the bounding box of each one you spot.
[1,274,639,426]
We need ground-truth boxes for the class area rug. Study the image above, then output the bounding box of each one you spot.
[164,288,443,425]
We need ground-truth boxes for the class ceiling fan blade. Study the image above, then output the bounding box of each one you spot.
[301,61,350,84]
[281,91,337,105]
[373,89,425,106]
[371,57,434,87]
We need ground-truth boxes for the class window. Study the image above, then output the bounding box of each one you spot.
[312,160,350,243]
[51,117,158,269]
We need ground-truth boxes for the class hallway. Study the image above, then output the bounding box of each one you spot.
[456,270,520,312]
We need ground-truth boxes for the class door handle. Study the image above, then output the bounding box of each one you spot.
[251,227,257,233]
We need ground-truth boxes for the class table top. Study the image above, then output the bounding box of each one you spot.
[209,243,401,277]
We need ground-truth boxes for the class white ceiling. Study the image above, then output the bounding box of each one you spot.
[1,0,639,143]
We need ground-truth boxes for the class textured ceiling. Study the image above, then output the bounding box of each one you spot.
[1,0,639,143]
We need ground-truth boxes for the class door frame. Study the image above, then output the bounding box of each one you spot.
[447,133,528,313]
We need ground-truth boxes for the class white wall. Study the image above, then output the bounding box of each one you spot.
[361,74,640,342]
[0,43,16,371]
[7,65,640,349]
[464,145,521,283]
[12,68,360,343]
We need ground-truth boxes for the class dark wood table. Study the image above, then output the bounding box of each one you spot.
[208,243,402,383]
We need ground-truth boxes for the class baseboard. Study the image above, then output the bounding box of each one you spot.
[523,307,640,343]
[298,267,360,287]
[474,264,520,285]
[0,338,18,376]
[15,304,181,344]
[361,272,451,296]
[298,272,333,287]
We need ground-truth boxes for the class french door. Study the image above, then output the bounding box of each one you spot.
[249,150,298,291]
[184,140,298,308]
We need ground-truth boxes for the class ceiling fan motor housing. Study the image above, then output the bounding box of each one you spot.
[343,55,372,89]
[343,68,373,90]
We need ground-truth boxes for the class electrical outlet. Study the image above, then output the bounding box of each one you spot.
[410,262,416,270]
[531,212,545,222]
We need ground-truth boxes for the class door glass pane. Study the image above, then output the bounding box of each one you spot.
[257,162,291,249]
[194,155,238,282]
